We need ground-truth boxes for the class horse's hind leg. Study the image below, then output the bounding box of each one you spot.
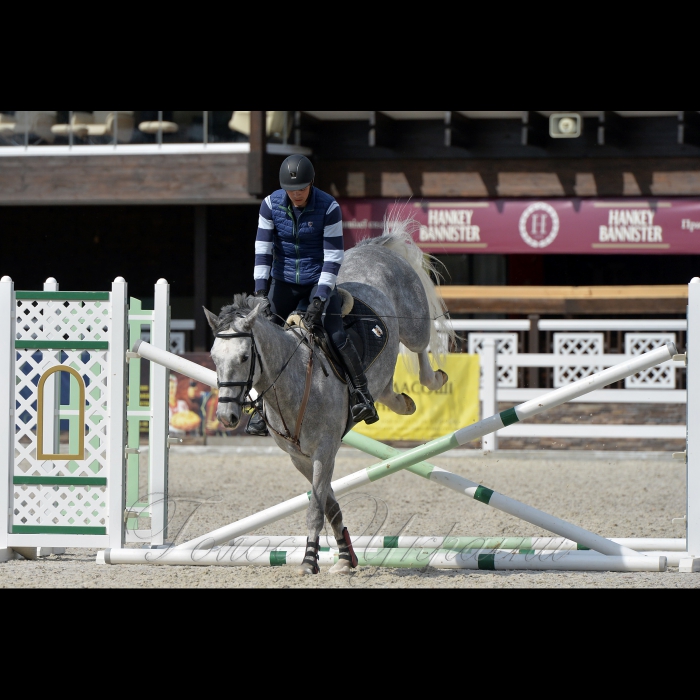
[418,351,448,390]
[377,378,416,415]
[325,492,358,575]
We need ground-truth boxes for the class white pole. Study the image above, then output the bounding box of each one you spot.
[42,278,60,455]
[481,338,497,452]
[149,279,170,545]
[684,277,700,571]
[0,276,14,551]
[108,277,128,549]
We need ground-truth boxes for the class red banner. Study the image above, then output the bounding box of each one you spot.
[339,199,700,254]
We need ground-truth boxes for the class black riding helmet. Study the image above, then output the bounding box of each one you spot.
[279,154,315,191]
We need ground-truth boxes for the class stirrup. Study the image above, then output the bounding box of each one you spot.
[245,412,269,436]
[351,389,379,424]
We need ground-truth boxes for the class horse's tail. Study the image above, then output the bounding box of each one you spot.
[358,211,455,367]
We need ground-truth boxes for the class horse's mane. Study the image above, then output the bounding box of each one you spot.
[216,293,268,332]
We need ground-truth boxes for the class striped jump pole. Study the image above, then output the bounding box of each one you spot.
[99,341,676,566]
[225,535,687,552]
[98,545,666,572]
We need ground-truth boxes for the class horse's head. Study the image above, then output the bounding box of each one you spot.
[203,294,267,429]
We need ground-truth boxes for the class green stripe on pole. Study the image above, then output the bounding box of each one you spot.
[270,551,287,566]
[500,407,519,427]
[306,490,312,500]
[577,544,590,550]
[477,553,496,570]
[16,292,110,301]
[474,485,494,504]
[384,536,400,548]
[16,341,109,350]
[12,526,106,535]
[13,477,107,486]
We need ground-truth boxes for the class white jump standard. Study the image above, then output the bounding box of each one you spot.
[99,340,678,571]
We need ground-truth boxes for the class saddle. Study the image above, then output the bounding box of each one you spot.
[286,288,389,384]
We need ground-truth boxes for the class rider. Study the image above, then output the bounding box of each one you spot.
[246,154,379,436]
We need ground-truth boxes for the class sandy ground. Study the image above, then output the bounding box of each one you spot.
[1,441,696,588]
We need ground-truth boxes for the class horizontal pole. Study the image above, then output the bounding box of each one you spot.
[98,547,666,572]
[226,535,687,552]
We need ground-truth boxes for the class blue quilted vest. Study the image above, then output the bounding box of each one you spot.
[268,187,336,286]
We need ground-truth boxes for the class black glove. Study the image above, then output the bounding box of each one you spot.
[255,289,268,299]
[303,297,325,330]
[254,289,272,318]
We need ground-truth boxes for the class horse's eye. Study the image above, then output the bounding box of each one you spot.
[241,354,249,362]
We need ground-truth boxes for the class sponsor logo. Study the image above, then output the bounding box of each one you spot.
[519,202,560,248]
[372,325,383,338]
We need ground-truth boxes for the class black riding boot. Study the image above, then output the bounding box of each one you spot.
[245,409,269,436]
[337,339,379,424]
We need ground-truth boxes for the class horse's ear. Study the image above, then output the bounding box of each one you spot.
[203,307,219,331]
[241,302,262,331]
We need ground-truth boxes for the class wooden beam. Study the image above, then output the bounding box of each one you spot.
[521,111,548,147]
[597,111,624,146]
[369,111,395,148]
[439,285,689,315]
[444,111,471,148]
[248,110,267,197]
[678,111,700,147]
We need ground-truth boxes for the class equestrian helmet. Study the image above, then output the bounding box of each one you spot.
[279,154,315,191]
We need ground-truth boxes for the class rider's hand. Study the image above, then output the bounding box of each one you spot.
[303,297,325,330]
[254,289,272,318]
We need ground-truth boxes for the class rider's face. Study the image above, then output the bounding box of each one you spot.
[286,185,311,208]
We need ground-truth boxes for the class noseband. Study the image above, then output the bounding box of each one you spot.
[215,329,259,409]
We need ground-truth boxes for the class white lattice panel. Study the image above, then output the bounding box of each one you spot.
[13,484,107,529]
[13,347,111,530]
[15,300,110,342]
[468,333,518,388]
[553,333,604,387]
[624,333,676,389]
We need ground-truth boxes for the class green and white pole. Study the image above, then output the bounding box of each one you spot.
[100,341,676,564]
[343,431,644,557]
[226,535,686,552]
[97,545,666,571]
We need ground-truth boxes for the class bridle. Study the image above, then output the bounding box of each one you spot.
[215,329,259,410]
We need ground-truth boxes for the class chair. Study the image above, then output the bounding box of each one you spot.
[86,111,135,142]
[51,112,94,139]
[2,111,57,143]
[138,110,179,136]
[229,111,291,140]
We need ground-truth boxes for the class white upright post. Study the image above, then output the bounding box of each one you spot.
[0,277,15,553]
[150,279,170,545]
[42,278,60,455]
[108,277,128,549]
[481,338,498,452]
[682,277,700,572]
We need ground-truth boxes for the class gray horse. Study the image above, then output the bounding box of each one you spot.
[204,218,454,575]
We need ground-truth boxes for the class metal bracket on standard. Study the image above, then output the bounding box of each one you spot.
[125,351,140,363]
[123,509,145,523]
[125,447,140,455]
[672,353,687,365]
[673,451,687,461]
[167,437,183,447]
[672,515,687,525]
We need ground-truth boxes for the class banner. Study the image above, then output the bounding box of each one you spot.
[352,353,480,442]
[340,198,700,255]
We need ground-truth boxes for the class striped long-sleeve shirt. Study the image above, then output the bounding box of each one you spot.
[254,187,344,299]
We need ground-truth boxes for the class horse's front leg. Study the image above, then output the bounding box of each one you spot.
[417,351,448,390]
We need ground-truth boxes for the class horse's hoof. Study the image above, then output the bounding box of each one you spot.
[328,560,353,575]
[401,393,417,414]
[436,369,448,387]
[296,564,318,576]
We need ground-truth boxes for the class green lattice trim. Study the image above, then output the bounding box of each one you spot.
[12,526,107,535]
[16,292,110,301]
[14,477,107,486]
[15,341,109,350]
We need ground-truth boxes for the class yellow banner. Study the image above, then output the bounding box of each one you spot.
[352,353,480,441]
